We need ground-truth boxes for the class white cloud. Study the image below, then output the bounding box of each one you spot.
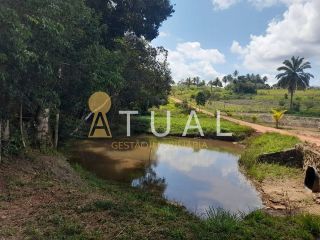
[168,42,225,81]
[212,0,239,10]
[249,0,309,9]
[159,31,170,38]
[212,0,309,10]
[230,41,248,55]
[156,145,217,173]
[231,0,320,81]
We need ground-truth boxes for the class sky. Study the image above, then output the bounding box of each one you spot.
[152,0,320,86]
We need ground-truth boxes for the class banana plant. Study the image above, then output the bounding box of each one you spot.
[272,109,287,129]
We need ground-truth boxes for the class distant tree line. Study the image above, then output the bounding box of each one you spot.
[178,71,270,94]
[0,0,174,154]
[224,71,270,94]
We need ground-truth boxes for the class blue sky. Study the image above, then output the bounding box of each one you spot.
[152,0,320,86]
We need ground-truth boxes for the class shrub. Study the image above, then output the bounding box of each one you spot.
[279,99,286,107]
[210,92,222,101]
[292,101,301,112]
[181,100,189,111]
[252,115,258,123]
[196,92,207,107]
[305,100,315,110]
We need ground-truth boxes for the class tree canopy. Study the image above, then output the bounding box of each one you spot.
[276,56,314,110]
[0,0,174,147]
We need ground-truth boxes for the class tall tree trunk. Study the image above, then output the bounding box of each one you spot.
[290,91,294,110]
[54,113,60,149]
[3,120,10,141]
[37,108,50,146]
[20,104,26,148]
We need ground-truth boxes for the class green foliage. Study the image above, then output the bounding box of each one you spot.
[172,87,320,117]
[272,109,287,128]
[279,99,286,107]
[73,164,320,240]
[305,99,315,110]
[292,101,301,112]
[133,100,252,140]
[240,133,301,181]
[251,115,258,123]
[224,73,269,95]
[196,92,207,107]
[276,56,314,110]
[181,100,190,112]
[3,131,25,156]
[86,0,174,42]
[0,0,174,149]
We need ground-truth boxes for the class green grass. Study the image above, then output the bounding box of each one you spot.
[7,161,320,240]
[198,208,320,240]
[240,133,302,181]
[73,164,320,240]
[133,100,253,140]
[172,86,320,117]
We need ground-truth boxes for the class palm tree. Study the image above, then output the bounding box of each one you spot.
[185,77,192,88]
[193,77,200,87]
[213,77,223,88]
[272,109,287,129]
[233,70,239,78]
[276,57,314,110]
[222,76,228,87]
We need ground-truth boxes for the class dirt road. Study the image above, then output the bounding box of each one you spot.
[170,97,320,146]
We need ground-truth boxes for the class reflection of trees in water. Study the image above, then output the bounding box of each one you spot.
[132,167,167,195]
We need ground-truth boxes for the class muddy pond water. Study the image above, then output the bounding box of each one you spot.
[69,136,262,216]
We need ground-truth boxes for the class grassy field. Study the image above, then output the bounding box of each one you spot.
[132,100,253,140]
[239,133,302,181]
[172,86,320,117]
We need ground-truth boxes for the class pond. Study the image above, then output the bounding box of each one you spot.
[69,136,262,216]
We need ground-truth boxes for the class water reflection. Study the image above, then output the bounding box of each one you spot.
[69,137,262,215]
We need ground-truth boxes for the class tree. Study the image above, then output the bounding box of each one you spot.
[272,109,287,129]
[0,0,175,150]
[86,0,174,42]
[276,56,314,110]
[193,77,200,87]
[195,92,206,109]
[222,76,228,87]
[262,76,268,84]
[208,80,214,92]
[185,77,192,88]
[208,78,222,91]
[213,77,223,88]
[233,70,239,78]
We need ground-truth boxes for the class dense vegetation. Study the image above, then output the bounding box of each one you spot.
[240,133,301,181]
[0,0,174,152]
[172,87,320,117]
[179,71,270,95]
